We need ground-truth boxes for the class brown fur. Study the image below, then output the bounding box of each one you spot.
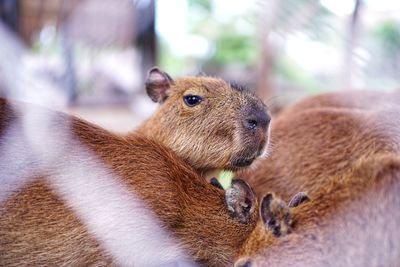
[279,89,400,116]
[0,69,270,266]
[241,104,400,200]
[138,75,270,173]
[0,99,259,266]
[238,154,400,266]
[235,91,400,266]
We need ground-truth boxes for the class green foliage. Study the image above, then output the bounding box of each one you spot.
[364,20,400,84]
[187,0,212,12]
[373,20,400,56]
[209,29,257,67]
[158,38,183,75]
[275,58,331,92]
[159,0,257,70]
[188,0,257,68]
[159,0,345,91]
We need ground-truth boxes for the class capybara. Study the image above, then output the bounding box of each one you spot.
[0,98,260,266]
[235,91,400,266]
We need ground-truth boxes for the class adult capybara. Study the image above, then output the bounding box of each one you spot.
[0,98,259,266]
[235,91,400,266]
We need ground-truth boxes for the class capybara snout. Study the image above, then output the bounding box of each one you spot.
[242,102,271,132]
[229,100,270,169]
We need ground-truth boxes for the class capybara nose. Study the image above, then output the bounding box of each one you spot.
[243,110,270,131]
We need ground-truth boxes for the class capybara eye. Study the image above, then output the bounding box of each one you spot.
[183,95,203,107]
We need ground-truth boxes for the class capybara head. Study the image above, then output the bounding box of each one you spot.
[139,67,270,172]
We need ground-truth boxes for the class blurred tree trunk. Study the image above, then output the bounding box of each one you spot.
[257,40,274,102]
[135,0,156,86]
[256,0,278,103]
[256,0,319,105]
[61,0,77,104]
[0,0,19,34]
[342,0,363,88]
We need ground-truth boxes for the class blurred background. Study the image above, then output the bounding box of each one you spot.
[0,0,399,131]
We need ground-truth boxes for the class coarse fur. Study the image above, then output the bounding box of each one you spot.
[279,89,400,117]
[138,69,270,174]
[240,100,400,200]
[0,99,259,266]
[237,154,400,267]
[235,90,400,266]
[0,68,270,266]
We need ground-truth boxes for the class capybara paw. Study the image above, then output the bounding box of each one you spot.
[260,193,292,237]
[210,177,224,190]
[288,191,310,208]
[225,179,256,223]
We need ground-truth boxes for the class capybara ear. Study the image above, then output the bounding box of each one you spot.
[260,193,292,237]
[288,191,310,208]
[145,67,174,104]
[225,178,256,223]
